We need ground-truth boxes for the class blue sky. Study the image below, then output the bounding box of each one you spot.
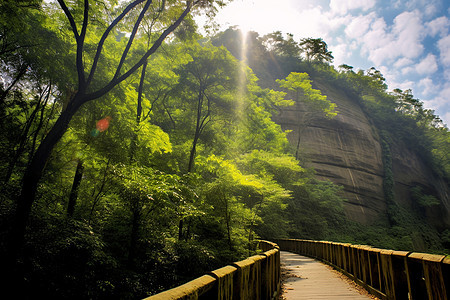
[197,0,450,126]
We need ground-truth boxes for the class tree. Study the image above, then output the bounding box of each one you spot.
[338,64,353,73]
[276,72,337,159]
[172,42,239,173]
[299,37,333,63]
[261,31,300,58]
[229,70,292,154]
[7,0,227,270]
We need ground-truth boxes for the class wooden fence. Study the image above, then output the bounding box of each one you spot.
[144,240,280,300]
[276,239,450,300]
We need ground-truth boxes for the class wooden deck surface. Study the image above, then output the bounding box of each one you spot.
[280,251,377,299]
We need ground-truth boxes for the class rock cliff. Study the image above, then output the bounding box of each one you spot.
[273,79,450,229]
[211,29,449,231]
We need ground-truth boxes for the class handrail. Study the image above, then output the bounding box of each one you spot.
[276,238,450,300]
[143,240,280,300]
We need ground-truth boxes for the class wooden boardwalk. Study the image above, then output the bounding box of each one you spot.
[280,251,377,299]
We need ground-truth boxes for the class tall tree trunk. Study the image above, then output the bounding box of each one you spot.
[67,159,84,217]
[129,60,147,163]
[7,97,82,264]
[187,90,205,173]
[187,131,200,173]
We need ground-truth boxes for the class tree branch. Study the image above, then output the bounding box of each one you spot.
[57,0,88,87]
[86,1,194,102]
[57,0,79,40]
[199,91,212,131]
[77,0,89,86]
[86,0,146,87]
[113,0,152,80]
[0,64,27,105]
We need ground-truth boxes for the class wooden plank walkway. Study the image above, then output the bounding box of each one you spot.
[280,251,378,299]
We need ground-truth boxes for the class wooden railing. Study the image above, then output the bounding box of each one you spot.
[144,240,280,300]
[276,238,450,300]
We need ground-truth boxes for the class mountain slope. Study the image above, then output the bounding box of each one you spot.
[212,28,450,244]
[274,78,449,229]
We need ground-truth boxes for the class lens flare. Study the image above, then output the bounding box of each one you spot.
[91,116,111,137]
[90,129,100,137]
[96,116,111,132]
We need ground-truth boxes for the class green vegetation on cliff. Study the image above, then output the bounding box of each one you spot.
[212,27,450,252]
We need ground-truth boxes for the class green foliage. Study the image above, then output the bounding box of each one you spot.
[379,130,400,226]
[299,37,334,63]
[236,150,302,187]
[287,179,346,240]
[261,31,300,58]
[410,186,440,208]
[276,72,337,118]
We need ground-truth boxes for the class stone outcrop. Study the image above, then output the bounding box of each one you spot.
[273,79,450,228]
[391,141,450,229]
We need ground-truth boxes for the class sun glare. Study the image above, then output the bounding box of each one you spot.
[220,0,259,35]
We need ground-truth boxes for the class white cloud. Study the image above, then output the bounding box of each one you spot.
[360,17,390,64]
[422,85,450,125]
[394,57,414,68]
[438,35,450,66]
[424,4,438,17]
[344,13,376,39]
[331,43,350,66]
[442,111,450,127]
[212,1,349,42]
[419,77,438,95]
[439,85,450,104]
[404,0,440,17]
[390,11,425,59]
[426,16,450,37]
[379,66,415,91]
[444,69,450,81]
[346,10,427,66]
[415,54,438,74]
[401,66,415,75]
[211,0,300,34]
[329,0,376,15]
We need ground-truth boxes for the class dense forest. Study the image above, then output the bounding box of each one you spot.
[1,1,449,299]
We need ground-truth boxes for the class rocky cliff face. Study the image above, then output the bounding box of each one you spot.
[273,79,450,229]
[391,141,450,230]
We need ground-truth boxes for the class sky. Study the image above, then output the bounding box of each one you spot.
[196,0,450,126]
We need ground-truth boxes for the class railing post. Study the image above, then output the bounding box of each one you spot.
[357,246,371,285]
[406,253,447,299]
[390,250,410,300]
[208,265,237,300]
[341,243,351,273]
[443,256,450,299]
[371,248,384,294]
[350,245,359,279]
[380,249,395,298]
